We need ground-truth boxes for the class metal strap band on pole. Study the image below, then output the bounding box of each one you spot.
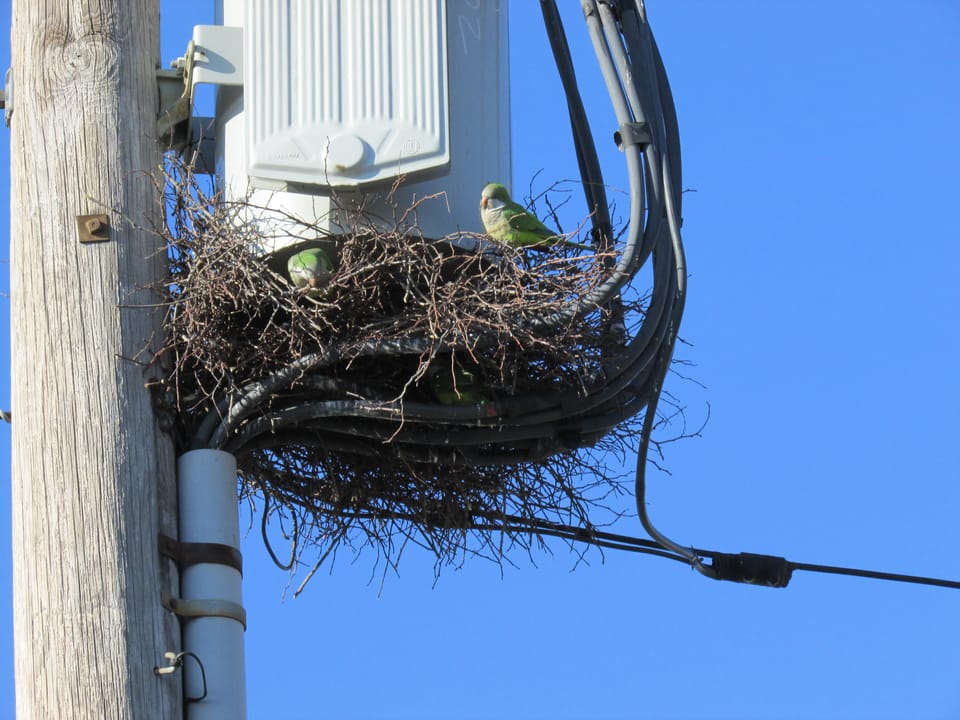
[162,591,248,630]
[158,534,244,576]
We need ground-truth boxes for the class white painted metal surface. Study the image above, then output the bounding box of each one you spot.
[246,0,449,187]
[192,25,244,88]
[215,0,510,246]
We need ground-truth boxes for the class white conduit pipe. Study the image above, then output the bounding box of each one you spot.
[177,449,247,720]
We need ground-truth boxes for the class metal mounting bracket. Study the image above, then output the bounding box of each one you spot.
[157,40,197,150]
[158,25,243,151]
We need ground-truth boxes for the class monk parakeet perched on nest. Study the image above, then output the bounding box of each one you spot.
[429,361,489,405]
[480,182,590,252]
[288,247,334,297]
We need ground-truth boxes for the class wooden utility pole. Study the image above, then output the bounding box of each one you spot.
[9,1,181,717]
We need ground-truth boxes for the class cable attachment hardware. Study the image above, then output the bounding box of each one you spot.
[614,121,652,151]
[709,552,793,588]
[157,40,198,149]
[154,651,208,703]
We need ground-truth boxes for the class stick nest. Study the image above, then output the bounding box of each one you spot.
[153,158,678,586]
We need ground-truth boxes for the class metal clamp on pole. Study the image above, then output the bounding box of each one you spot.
[157,40,198,149]
[158,25,243,156]
[162,591,248,629]
[159,533,244,576]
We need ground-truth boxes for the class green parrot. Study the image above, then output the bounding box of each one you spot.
[287,246,335,298]
[479,182,590,252]
[429,361,489,405]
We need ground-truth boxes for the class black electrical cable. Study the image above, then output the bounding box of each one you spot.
[539,0,611,237]
[466,514,960,590]
[540,0,626,354]
[539,0,618,295]
[323,507,960,591]
[787,561,960,590]
[260,492,297,572]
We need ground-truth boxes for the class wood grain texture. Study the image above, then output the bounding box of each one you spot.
[9,1,181,717]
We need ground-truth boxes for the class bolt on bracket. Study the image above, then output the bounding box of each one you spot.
[76,214,110,243]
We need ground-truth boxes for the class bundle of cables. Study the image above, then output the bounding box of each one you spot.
[158,0,699,582]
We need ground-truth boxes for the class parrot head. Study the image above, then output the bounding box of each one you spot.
[287,247,334,291]
[480,182,511,211]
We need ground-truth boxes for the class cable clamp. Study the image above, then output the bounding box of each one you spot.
[161,590,247,629]
[709,552,793,588]
[158,533,243,576]
[614,122,652,150]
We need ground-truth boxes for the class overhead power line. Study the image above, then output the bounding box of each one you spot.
[470,515,960,590]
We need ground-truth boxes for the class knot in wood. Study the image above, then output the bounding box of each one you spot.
[40,24,120,104]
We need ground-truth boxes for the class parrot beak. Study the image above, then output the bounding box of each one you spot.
[481,197,488,209]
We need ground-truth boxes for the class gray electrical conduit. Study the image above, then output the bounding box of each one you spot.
[584,0,711,574]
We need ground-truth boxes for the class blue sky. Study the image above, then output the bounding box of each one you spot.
[2,1,960,718]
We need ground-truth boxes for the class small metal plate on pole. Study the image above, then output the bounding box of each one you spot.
[76,214,110,243]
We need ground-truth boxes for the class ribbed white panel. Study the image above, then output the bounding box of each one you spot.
[245,0,448,187]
